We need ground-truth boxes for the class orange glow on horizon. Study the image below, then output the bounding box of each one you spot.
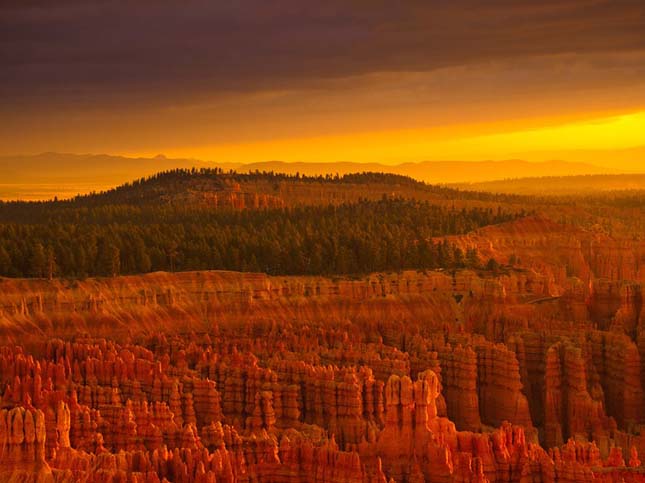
[133,109,645,167]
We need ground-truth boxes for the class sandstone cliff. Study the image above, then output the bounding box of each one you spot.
[1,215,645,481]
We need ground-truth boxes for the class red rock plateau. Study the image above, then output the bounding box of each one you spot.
[1,216,645,482]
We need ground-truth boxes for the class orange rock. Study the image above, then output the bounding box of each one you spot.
[0,259,643,481]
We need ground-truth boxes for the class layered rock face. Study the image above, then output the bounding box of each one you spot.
[1,217,645,481]
[0,406,53,482]
[446,215,645,286]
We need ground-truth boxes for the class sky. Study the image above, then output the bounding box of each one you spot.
[2,0,645,167]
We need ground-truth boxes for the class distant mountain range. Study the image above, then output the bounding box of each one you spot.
[0,151,634,200]
[512,145,645,172]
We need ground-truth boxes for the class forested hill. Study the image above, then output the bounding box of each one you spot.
[0,169,525,213]
[0,170,530,278]
[0,152,614,200]
[0,197,525,278]
[67,169,449,206]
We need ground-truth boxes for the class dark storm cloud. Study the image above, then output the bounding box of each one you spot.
[1,0,644,108]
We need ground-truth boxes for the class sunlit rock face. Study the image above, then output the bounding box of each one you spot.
[1,217,645,481]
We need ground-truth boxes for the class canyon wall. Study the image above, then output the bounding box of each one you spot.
[1,216,645,481]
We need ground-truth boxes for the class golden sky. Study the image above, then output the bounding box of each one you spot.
[2,1,645,170]
[153,108,645,168]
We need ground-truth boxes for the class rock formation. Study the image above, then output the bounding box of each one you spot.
[1,216,645,481]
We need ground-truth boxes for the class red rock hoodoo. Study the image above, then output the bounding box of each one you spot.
[1,217,645,481]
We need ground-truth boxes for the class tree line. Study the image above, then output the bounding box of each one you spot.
[0,199,521,278]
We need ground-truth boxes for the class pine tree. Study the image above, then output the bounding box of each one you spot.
[134,238,152,273]
[30,243,47,278]
[97,241,121,277]
[453,247,465,268]
[46,246,57,280]
[466,248,480,268]
[0,246,10,275]
[108,245,121,277]
[486,257,500,272]
[166,242,179,272]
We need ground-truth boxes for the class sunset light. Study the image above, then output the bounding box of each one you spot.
[154,109,645,166]
[2,2,645,481]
